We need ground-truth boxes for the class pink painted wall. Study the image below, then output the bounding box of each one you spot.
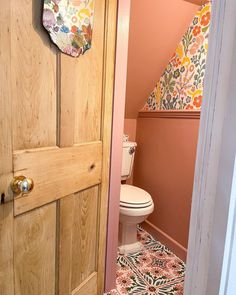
[124,118,137,142]
[105,0,131,292]
[125,0,200,119]
[133,115,200,258]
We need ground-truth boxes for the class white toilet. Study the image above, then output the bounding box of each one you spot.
[119,141,154,254]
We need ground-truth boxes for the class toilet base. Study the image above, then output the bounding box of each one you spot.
[118,220,144,254]
[119,241,143,255]
[118,205,154,255]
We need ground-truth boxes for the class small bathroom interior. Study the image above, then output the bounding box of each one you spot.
[106,0,211,294]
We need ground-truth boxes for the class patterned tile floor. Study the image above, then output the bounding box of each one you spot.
[105,227,185,295]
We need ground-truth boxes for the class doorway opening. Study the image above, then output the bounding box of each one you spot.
[106,0,212,293]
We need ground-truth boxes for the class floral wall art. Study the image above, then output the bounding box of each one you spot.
[143,3,211,111]
[43,0,94,57]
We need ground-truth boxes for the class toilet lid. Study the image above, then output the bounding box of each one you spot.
[120,185,152,208]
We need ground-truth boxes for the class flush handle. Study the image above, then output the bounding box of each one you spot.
[11,176,34,195]
[129,147,135,155]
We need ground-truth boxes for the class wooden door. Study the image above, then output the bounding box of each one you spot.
[0,1,117,294]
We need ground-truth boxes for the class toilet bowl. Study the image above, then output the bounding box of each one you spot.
[119,184,154,254]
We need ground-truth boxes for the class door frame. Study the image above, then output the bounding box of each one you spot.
[184,0,236,293]
[97,0,118,293]
[105,0,131,291]
[106,0,236,293]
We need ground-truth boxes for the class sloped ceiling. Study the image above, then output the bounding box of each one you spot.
[143,2,211,111]
[125,0,200,119]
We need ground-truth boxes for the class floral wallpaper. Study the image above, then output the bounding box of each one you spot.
[143,3,211,111]
[43,0,94,57]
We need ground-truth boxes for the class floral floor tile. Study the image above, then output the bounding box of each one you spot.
[105,227,185,295]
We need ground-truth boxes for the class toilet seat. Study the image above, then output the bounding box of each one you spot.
[120,185,154,216]
[120,184,152,203]
[120,184,152,208]
[120,200,153,209]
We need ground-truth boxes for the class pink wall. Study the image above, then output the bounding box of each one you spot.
[134,113,200,260]
[105,0,131,292]
[125,0,199,119]
[124,118,137,142]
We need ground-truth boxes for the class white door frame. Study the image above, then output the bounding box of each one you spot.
[184,0,236,294]
[219,158,236,295]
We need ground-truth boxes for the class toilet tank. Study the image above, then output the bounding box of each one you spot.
[121,141,137,181]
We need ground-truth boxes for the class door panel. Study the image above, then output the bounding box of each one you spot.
[73,0,105,144]
[59,186,99,294]
[11,0,57,150]
[70,187,98,290]
[0,0,117,294]
[14,204,56,295]
[60,0,106,146]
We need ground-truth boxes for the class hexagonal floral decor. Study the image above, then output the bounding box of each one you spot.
[43,0,94,57]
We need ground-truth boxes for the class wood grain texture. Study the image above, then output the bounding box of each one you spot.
[97,0,118,293]
[72,0,106,144]
[13,142,102,215]
[72,273,97,295]
[0,0,13,204]
[58,195,74,295]
[59,186,99,294]
[0,0,117,293]
[0,2,14,294]
[71,187,98,290]
[59,0,106,146]
[11,0,57,150]
[14,203,56,295]
[58,52,75,147]
[0,203,14,295]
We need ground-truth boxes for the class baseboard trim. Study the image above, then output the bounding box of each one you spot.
[142,220,187,262]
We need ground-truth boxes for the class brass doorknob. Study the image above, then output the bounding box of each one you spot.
[11,176,34,195]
